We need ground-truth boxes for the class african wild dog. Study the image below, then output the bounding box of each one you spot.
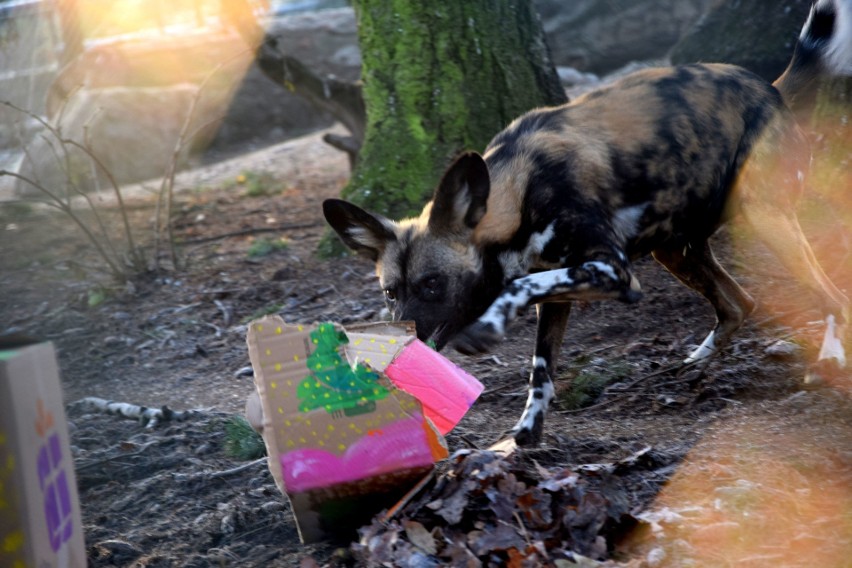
[324,0,852,445]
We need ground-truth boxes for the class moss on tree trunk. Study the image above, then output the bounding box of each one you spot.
[343,0,565,219]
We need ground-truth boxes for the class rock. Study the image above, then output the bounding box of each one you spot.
[670,0,811,81]
[534,0,713,74]
[765,339,802,359]
[91,539,143,564]
[15,83,230,196]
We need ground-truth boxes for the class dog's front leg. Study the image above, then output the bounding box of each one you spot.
[512,302,571,446]
[454,260,640,354]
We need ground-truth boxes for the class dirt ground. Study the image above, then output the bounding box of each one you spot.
[1,127,851,567]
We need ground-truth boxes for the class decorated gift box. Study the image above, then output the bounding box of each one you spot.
[0,338,86,568]
[245,316,483,542]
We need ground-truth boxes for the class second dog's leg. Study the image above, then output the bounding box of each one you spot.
[741,205,849,376]
[512,302,571,446]
[653,242,756,367]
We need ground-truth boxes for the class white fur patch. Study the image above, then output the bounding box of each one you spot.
[685,330,717,364]
[479,269,575,333]
[513,381,555,434]
[533,356,547,369]
[584,261,618,281]
[498,222,556,277]
[818,314,847,367]
[613,203,648,241]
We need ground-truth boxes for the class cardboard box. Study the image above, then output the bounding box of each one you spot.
[246,317,483,542]
[0,338,86,568]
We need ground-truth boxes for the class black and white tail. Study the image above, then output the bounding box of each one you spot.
[774,0,852,105]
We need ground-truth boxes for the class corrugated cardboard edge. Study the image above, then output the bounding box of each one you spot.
[245,315,295,496]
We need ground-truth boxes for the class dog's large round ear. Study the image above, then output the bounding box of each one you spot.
[429,152,491,235]
[322,199,397,261]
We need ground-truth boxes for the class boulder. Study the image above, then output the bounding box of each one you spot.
[670,0,811,82]
[534,0,713,75]
[15,83,227,196]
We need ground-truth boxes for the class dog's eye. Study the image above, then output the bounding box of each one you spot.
[383,288,397,302]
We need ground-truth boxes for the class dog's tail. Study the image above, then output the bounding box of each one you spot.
[774,0,852,108]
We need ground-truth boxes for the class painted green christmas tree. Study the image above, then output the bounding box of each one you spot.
[297,323,388,414]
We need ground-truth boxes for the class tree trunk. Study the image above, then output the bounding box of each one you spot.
[344,0,566,219]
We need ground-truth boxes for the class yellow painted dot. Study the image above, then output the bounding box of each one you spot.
[3,530,25,553]
[257,324,264,332]
[348,423,357,430]
[349,381,356,387]
[365,358,372,364]
[270,382,277,389]
[265,348,272,356]
[286,380,293,386]
[323,393,330,398]
[354,339,362,345]
[299,437,306,444]
[338,443,346,451]
[297,325,304,331]
[287,440,295,448]
[311,431,317,437]
[389,338,397,345]
[273,363,281,372]
[318,440,325,447]
[284,420,292,427]
[277,407,284,414]
[305,420,311,426]
[276,326,282,334]
[370,338,376,343]
[327,424,335,432]
[293,355,300,362]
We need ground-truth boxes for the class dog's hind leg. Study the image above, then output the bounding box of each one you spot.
[512,302,571,446]
[740,204,849,378]
[653,242,756,368]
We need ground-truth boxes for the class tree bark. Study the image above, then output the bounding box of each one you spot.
[344,0,566,219]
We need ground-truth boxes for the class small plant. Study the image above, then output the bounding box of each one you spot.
[87,287,109,308]
[241,303,285,324]
[236,170,277,197]
[0,201,33,221]
[224,415,267,460]
[558,357,631,410]
[247,236,289,258]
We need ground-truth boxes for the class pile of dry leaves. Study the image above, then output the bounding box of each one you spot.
[350,448,640,567]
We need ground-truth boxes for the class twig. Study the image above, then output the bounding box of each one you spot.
[181,222,320,245]
[156,46,255,271]
[214,299,233,327]
[0,169,125,280]
[71,396,208,428]
[209,457,267,479]
[75,441,159,471]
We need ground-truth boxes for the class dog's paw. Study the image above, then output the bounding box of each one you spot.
[512,424,544,447]
[452,321,503,355]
